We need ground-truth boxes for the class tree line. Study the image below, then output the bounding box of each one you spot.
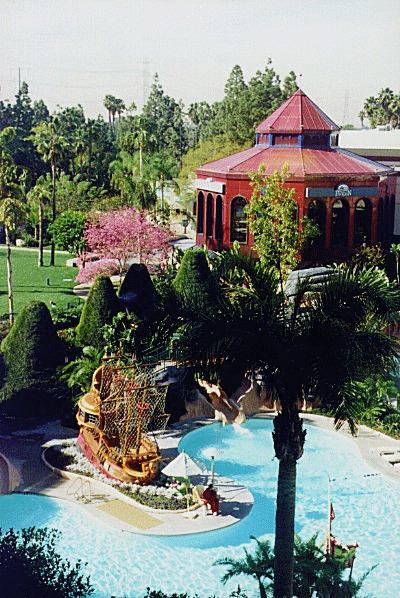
[360,87,400,129]
[0,62,297,238]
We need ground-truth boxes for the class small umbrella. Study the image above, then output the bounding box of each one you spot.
[162,450,204,477]
[162,451,204,515]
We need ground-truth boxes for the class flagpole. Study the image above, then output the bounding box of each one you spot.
[327,474,332,556]
[183,452,189,517]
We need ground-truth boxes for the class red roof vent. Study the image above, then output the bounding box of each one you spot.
[256,89,340,135]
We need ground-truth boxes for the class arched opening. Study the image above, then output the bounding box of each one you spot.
[378,196,385,242]
[230,196,247,244]
[196,192,204,234]
[354,199,371,245]
[331,199,349,247]
[206,194,213,238]
[215,195,223,241]
[307,200,326,247]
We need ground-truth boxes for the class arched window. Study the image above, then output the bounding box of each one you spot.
[206,193,213,238]
[331,199,349,247]
[307,200,326,247]
[354,199,371,245]
[230,196,247,244]
[378,196,385,242]
[215,195,223,241]
[196,192,204,234]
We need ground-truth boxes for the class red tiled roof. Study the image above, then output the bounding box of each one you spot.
[256,89,339,134]
[197,146,391,178]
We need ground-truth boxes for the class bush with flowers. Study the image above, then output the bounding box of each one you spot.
[46,442,191,510]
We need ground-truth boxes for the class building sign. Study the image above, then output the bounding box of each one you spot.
[193,178,225,194]
[306,186,378,198]
[335,184,351,197]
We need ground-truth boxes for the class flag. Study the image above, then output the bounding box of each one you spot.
[330,502,335,521]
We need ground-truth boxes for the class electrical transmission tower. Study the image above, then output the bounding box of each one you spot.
[342,89,350,124]
[142,58,150,106]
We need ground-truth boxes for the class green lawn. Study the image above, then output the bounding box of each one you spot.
[0,246,80,318]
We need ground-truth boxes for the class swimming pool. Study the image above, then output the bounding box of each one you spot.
[1,419,399,597]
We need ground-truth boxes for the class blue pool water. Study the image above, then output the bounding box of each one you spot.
[1,419,399,597]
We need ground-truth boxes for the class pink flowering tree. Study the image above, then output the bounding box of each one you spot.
[78,208,170,284]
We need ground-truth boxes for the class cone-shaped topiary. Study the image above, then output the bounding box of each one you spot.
[76,275,120,348]
[173,248,218,310]
[119,264,159,319]
[0,301,65,416]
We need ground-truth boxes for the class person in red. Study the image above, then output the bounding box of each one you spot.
[201,484,220,516]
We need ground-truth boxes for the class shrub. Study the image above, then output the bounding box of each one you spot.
[75,258,118,285]
[60,345,103,401]
[173,248,218,311]
[48,210,87,255]
[50,302,83,330]
[0,301,66,416]
[381,411,400,437]
[75,275,120,348]
[0,527,93,597]
[20,230,39,247]
[351,244,385,269]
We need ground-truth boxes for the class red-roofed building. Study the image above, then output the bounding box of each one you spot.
[194,90,397,262]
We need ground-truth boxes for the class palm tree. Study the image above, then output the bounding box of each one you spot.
[30,122,67,266]
[27,176,51,267]
[357,110,366,128]
[139,252,400,597]
[114,98,126,122]
[0,197,26,325]
[110,151,157,211]
[148,152,180,213]
[215,537,274,598]
[215,533,371,598]
[103,94,116,126]
[389,94,400,129]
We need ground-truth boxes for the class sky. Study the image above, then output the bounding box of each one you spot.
[1,0,399,125]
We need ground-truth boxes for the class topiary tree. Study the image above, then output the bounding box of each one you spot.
[0,301,65,416]
[75,275,120,348]
[119,264,159,319]
[173,248,218,312]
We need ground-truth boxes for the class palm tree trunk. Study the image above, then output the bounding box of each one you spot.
[50,162,56,266]
[38,202,44,267]
[273,406,306,598]
[258,576,268,598]
[5,227,14,326]
[274,457,297,597]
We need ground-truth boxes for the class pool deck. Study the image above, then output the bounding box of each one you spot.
[0,413,399,536]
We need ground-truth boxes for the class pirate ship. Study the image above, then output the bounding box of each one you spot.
[76,363,170,484]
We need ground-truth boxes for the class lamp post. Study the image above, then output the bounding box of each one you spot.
[181,216,189,235]
[203,447,219,486]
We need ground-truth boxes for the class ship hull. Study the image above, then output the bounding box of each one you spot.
[77,427,160,485]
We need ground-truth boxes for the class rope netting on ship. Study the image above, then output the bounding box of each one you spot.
[98,363,169,456]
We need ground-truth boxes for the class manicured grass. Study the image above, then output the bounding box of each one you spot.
[0,246,80,318]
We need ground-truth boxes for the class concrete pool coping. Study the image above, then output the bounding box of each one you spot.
[0,413,399,536]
